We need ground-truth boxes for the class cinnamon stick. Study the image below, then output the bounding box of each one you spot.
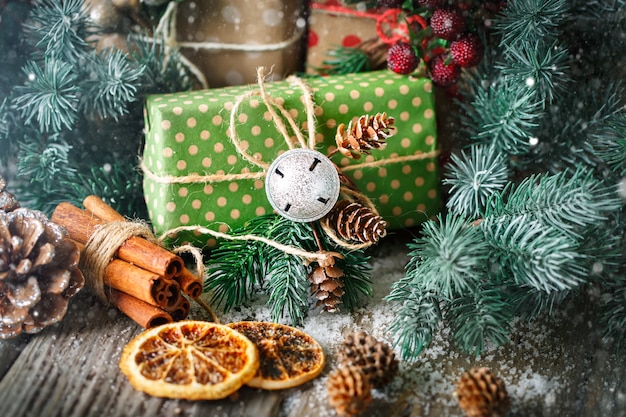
[108,288,173,328]
[104,259,182,309]
[174,267,203,299]
[166,295,190,322]
[52,202,183,278]
[83,195,125,222]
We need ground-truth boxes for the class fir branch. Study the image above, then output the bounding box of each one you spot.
[16,133,75,185]
[498,39,570,104]
[80,49,145,121]
[409,214,490,301]
[128,35,193,94]
[14,59,79,133]
[261,217,315,325]
[590,112,626,177]
[443,144,510,219]
[494,0,569,48]
[480,215,586,292]
[508,283,571,320]
[335,250,372,311]
[205,238,265,312]
[447,284,512,356]
[468,78,543,156]
[318,45,373,75]
[386,286,441,362]
[24,0,93,63]
[601,287,626,348]
[486,168,621,239]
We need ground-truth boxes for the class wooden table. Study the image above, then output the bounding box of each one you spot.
[1,236,625,417]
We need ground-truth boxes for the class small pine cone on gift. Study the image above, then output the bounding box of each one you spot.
[309,257,345,313]
[327,365,373,417]
[0,208,85,338]
[325,200,387,245]
[335,112,395,159]
[455,367,510,417]
[0,177,19,212]
[337,330,399,389]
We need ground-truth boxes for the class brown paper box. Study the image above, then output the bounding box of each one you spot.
[175,0,307,87]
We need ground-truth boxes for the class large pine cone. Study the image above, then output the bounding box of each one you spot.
[327,365,373,416]
[337,330,398,388]
[0,208,85,338]
[455,367,510,417]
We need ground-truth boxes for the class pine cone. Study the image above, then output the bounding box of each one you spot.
[0,177,19,212]
[337,330,399,388]
[455,367,510,417]
[325,200,387,244]
[309,260,345,313]
[327,365,373,416]
[335,112,395,159]
[0,208,85,338]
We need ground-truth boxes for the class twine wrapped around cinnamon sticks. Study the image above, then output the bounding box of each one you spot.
[52,196,210,328]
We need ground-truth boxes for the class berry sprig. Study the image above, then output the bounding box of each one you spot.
[381,2,503,87]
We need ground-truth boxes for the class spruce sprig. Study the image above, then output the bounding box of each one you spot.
[81,49,145,121]
[485,168,621,238]
[465,79,543,155]
[24,0,93,62]
[494,0,568,48]
[443,144,510,219]
[14,59,79,133]
[205,214,372,325]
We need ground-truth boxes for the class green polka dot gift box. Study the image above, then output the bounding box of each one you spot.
[142,70,440,248]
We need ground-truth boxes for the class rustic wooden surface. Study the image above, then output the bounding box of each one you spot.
[1,235,625,417]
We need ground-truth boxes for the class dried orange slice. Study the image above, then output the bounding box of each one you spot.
[228,321,325,390]
[119,320,259,400]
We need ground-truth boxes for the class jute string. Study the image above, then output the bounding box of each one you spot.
[142,66,439,258]
[80,221,158,303]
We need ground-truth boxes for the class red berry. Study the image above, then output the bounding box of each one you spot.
[387,42,420,75]
[428,54,460,87]
[430,8,466,41]
[449,34,483,67]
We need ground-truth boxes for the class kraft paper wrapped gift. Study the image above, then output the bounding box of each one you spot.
[172,0,306,87]
[306,0,380,73]
[141,70,440,248]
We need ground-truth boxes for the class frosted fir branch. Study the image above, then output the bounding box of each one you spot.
[486,167,621,239]
[24,0,93,63]
[447,285,512,356]
[498,39,570,104]
[81,49,145,121]
[408,214,490,301]
[386,289,441,362]
[494,0,569,48]
[590,112,626,177]
[444,144,510,219]
[470,79,544,156]
[14,59,79,133]
[16,133,75,188]
[480,215,587,293]
[336,250,372,311]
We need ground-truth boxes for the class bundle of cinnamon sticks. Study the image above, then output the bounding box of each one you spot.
[52,196,203,328]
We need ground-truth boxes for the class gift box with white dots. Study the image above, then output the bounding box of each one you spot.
[141,70,440,248]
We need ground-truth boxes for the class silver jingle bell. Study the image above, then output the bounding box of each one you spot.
[265,148,341,222]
